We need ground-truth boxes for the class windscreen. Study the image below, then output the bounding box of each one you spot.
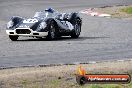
[34,11,53,18]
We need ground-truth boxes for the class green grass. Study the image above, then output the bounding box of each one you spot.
[49,79,61,87]
[21,79,32,87]
[121,7,132,14]
[88,84,123,88]
[78,83,130,88]
[17,79,132,88]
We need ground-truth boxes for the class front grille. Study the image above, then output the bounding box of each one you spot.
[16,29,31,34]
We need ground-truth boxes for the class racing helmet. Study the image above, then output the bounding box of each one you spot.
[45,8,55,13]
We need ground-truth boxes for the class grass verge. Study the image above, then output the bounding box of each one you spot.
[121,7,132,14]
[94,5,132,18]
[0,60,132,88]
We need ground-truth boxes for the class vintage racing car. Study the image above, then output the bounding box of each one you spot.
[6,8,82,41]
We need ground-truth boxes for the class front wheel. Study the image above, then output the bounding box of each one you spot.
[71,19,81,38]
[46,21,58,40]
[9,35,18,41]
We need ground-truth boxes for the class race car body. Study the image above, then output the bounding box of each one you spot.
[6,8,82,41]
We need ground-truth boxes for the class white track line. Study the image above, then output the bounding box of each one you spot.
[80,8,111,18]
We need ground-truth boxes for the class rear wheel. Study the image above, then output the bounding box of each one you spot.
[71,19,81,38]
[9,35,18,41]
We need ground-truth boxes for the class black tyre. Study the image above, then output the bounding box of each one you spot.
[71,19,81,38]
[46,21,58,40]
[9,35,18,41]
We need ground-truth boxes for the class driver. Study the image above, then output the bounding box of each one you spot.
[45,8,55,13]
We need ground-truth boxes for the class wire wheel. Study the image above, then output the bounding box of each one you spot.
[71,19,81,38]
[46,21,57,40]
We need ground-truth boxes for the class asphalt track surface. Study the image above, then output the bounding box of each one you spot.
[0,0,132,67]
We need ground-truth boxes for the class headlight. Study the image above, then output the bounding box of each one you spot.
[39,22,47,29]
[7,21,14,29]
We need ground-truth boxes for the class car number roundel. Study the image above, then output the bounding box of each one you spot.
[23,19,38,23]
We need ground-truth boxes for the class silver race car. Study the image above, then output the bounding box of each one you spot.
[6,8,82,41]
